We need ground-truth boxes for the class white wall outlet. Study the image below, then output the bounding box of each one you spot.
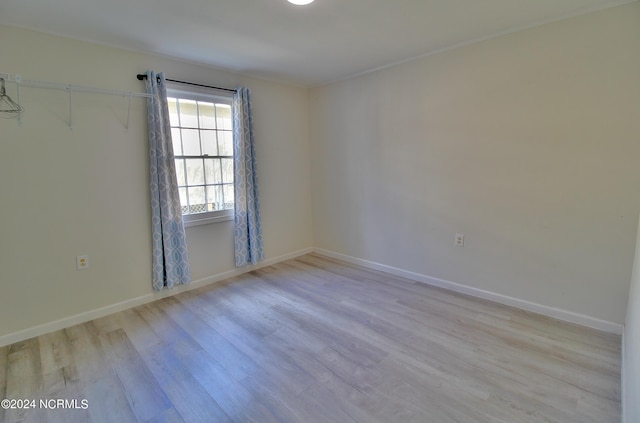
[455,234,464,247]
[76,255,89,270]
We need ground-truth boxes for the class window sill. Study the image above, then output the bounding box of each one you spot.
[183,211,234,228]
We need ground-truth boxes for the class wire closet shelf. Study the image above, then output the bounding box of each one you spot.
[0,72,152,129]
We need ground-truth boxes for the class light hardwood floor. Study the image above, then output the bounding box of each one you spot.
[0,254,621,423]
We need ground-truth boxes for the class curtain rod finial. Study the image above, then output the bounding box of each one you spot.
[136,74,146,81]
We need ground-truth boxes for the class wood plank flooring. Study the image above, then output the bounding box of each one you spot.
[0,254,621,422]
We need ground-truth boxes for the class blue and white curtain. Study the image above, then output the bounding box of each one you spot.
[145,71,191,289]
[233,87,264,267]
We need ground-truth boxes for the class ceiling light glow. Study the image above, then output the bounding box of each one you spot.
[288,0,314,5]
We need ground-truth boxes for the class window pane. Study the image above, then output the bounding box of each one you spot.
[175,159,186,186]
[223,184,234,209]
[221,158,234,183]
[204,158,222,185]
[218,131,233,156]
[216,104,232,130]
[188,187,206,214]
[206,185,223,210]
[178,187,188,214]
[167,98,179,126]
[201,130,218,156]
[206,193,217,212]
[185,158,205,186]
[181,129,200,156]
[199,102,216,129]
[171,128,182,156]
[179,99,198,127]
[169,93,234,217]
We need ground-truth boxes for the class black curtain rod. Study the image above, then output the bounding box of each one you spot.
[136,74,237,93]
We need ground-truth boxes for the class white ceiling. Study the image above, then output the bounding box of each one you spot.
[0,0,634,86]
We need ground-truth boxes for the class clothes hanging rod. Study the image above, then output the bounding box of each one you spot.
[0,72,152,98]
[0,72,150,129]
[136,74,237,93]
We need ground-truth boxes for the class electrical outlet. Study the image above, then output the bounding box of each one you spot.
[455,234,464,247]
[76,255,89,270]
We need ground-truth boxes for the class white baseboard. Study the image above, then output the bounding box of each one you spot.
[0,247,314,348]
[313,248,624,335]
[621,329,626,423]
[2,245,622,348]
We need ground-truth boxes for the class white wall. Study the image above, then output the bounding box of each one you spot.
[0,25,313,339]
[310,2,640,325]
[2,2,639,342]
[624,214,640,423]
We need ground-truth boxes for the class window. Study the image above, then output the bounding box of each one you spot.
[167,89,234,227]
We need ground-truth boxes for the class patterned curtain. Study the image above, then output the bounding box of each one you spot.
[233,87,264,267]
[145,71,191,289]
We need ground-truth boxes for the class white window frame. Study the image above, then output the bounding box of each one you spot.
[167,86,234,228]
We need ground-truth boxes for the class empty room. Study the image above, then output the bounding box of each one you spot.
[1,0,639,422]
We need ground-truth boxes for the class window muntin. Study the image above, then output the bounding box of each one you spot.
[167,90,234,225]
